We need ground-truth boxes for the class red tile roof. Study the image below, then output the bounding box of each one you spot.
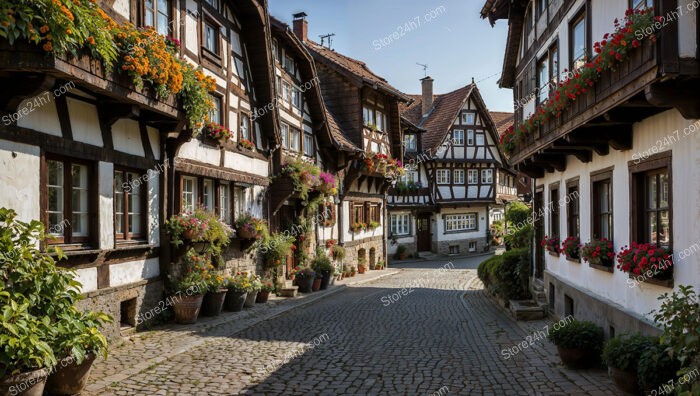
[489,111,514,136]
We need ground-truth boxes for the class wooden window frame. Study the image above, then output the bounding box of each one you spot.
[461,112,476,125]
[444,213,478,233]
[289,127,301,153]
[321,202,336,227]
[352,203,365,227]
[201,13,222,66]
[303,131,314,157]
[404,133,417,152]
[391,214,411,236]
[219,181,233,225]
[569,5,589,71]
[453,169,465,185]
[140,0,173,36]
[239,112,252,143]
[436,169,450,185]
[591,167,614,240]
[548,41,559,91]
[481,169,493,184]
[368,203,381,223]
[468,169,479,185]
[630,0,651,10]
[453,129,465,146]
[536,0,548,20]
[43,154,95,247]
[467,130,475,146]
[629,153,672,248]
[549,182,560,238]
[566,177,580,238]
[114,167,148,243]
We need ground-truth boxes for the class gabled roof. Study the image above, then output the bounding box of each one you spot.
[305,41,410,102]
[489,111,514,136]
[480,0,526,88]
[325,107,361,152]
[400,84,475,151]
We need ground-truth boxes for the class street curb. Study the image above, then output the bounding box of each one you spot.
[86,270,401,393]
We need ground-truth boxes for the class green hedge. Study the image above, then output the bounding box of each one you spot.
[477,248,531,301]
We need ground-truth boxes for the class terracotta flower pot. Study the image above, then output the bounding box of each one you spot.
[224,290,247,312]
[312,278,322,291]
[172,294,204,324]
[0,368,49,396]
[610,367,640,394]
[358,266,366,274]
[556,346,598,369]
[237,227,257,240]
[182,229,196,240]
[244,291,258,308]
[45,353,96,396]
[201,289,228,316]
[256,290,270,303]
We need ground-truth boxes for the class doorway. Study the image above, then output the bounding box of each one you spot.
[417,214,431,252]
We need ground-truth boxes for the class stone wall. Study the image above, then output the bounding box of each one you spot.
[433,237,490,256]
[343,236,385,270]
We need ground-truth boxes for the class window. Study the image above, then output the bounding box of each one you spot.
[284,54,295,74]
[468,169,479,185]
[537,56,549,104]
[467,130,475,146]
[234,186,246,216]
[202,179,214,211]
[204,0,219,9]
[144,0,171,36]
[404,134,417,151]
[363,106,375,127]
[46,158,92,245]
[209,95,222,124]
[376,110,385,132]
[449,245,460,255]
[240,114,251,140]
[436,169,450,185]
[292,87,302,109]
[303,132,314,156]
[536,0,548,19]
[566,181,580,238]
[570,10,587,70]
[321,203,336,226]
[271,40,279,62]
[204,22,219,55]
[370,141,380,153]
[631,162,671,247]
[290,128,301,152]
[481,169,493,184]
[275,76,282,98]
[631,0,650,10]
[453,130,464,146]
[549,42,559,88]
[592,171,613,240]
[445,213,477,232]
[453,169,465,185]
[462,113,475,125]
[219,182,231,224]
[114,169,146,241]
[352,203,365,226]
[550,184,560,238]
[182,176,197,213]
[280,123,289,149]
[368,204,380,223]
[282,81,291,104]
[401,170,419,184]
[391,214,411,236]
[476,134,485,146]
[469,241,477,252]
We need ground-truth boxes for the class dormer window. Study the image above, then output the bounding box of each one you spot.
[461,113,475,125]
[363,98,387,132]
[404,134,417,152]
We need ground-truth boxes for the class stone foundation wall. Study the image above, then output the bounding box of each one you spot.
[77,279,164,341]
[343,236,385,270]
[433,238,490,256]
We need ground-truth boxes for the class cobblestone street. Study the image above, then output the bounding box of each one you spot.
[89,256,617,395]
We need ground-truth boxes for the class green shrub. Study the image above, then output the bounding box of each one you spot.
[311,247,334,273]
[602,334,658,371]
[478,248,531,301]
[504,202,533,250]
[505,201,531,225]
[548,320,604,351]
[637,342,681,392]
[477,255,501,286]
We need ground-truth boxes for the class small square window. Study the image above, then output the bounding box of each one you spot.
[453,130,464,146]
[462,113,475,125]
[468,241,477,252]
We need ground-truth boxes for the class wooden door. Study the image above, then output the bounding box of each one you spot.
[417,214,431,252]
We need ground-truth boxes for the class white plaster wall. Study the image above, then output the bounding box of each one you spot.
[386,210,416,255]
[15,92,62,137]
[67,98,103,147]
[112,119,145,157]
[678,0,698,58]
[112,0,130,20]
[540,109,700,320]
[178,140,221,166]
[0,140,40,222]
[147,126,161,160]
[434,207,488,242]
[74,267,98,293]
[147,169,160,246]
[109,257,160,288]
[98,162,115,250]
[223,152,269,177]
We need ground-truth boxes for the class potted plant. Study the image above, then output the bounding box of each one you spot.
[295,268,316,293]
[279,156,322,200]
[201,273,227,317]
[238,138,255,151]
[234,213,266,240]
[332,245,346,262]
[243,273,262,308]
[547,320,603,369]
[325,239,337,249]
[165,211,209,246]
[223,273,249,312]
[561,236,580,260]
[394,244,408,260]
[358,259,367,274]
[256,280,275,303]
[350,266,357,277]
[261,232,294,270]
[602,334,658,394]
[312,273,323,291]
[637,341,680,394]
[617,242,673,279]
[540,235,560,254]
[367,220,380,230]
[203,121,233,145]
[311,248,334,290]
[317,172,337,196]
[375,261,385,270]
[169,249,208,324]
[581,238,616,268]
[350,222,366,233]
[289,266,302,284]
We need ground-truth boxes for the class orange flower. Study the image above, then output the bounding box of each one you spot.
[42,42,53,52]
[39,25,50,34]
[86,36,95,45]
[66,29,72,35]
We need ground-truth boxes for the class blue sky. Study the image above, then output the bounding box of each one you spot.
[268,0,514,112]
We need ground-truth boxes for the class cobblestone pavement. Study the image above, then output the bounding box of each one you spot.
[90,257,619,395]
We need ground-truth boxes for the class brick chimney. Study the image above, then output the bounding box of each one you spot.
[293,12,308,42]
[421,76,434,117]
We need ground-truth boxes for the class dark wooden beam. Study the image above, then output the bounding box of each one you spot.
[534,153,566,172]
[645,80,700,119]
[517,163,544,179]
[546,147,593,163]
[99,102,140,127]
[602,125,633,151]
[0,74,55,113]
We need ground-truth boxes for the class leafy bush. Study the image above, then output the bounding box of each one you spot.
[261,232,294,269]
[311,248,333,274]
[602,334,658,371]
[332,245,346,261]
[548,320,604,351]
[477,248,531,301]
[504,202,533,250]
[637,342,681,392]
[505,201,531,225]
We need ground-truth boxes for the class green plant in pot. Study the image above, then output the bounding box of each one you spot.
[201,273,227,317]
[256,279,275,303]
[168,249,209,324]
[637,341,681,394]
[394,244,408,260]
[311,248,334,290]
[295,268,316,293]
[602,333,658,394]
[332,245,346,262]
[261,232,294,270]
[243,273,262,308]
[223,273,250,312]
[547,320,603,369]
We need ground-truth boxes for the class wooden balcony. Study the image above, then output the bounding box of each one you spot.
[0,43,183,125]
[512,25,700,178]
[388,187,432,207]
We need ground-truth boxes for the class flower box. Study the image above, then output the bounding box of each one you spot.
[589,262,614,273]
[617,242,673,285]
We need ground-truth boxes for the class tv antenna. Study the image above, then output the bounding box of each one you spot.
[416,63,429,77]
[319,33,335,49]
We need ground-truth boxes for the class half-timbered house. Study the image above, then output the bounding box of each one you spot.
[390,79,510,257]
[291,13,408,269]
[482,0,700,335]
